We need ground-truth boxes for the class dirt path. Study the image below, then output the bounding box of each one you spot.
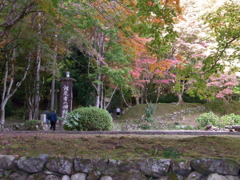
[1,130,240,136]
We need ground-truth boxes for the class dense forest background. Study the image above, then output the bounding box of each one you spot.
[0,0,239,124]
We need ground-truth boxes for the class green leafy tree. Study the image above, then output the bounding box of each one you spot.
[59,0,181,109]
[0,1,39,124]
[0,0,65,124]
[170,0,240,103]
[202,0,240,76]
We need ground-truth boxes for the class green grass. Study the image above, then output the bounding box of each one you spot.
[119,103,203,122]
[2,101,240,161]
[205,100,240,115]
[119,102,240,122]
[115,103,206,130]
[0,133,240,162]
[115,102,240,130]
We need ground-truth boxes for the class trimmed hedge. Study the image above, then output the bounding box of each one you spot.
[63,107,113,131]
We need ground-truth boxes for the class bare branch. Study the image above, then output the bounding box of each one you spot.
[0,0,7,12]
[0,1,37,39]
[6,52,32,100]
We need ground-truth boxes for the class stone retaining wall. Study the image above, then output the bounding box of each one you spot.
[0,155,239,180]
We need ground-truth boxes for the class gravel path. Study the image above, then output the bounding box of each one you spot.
[1,130,240,136]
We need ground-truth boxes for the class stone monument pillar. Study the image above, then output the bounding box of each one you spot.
[60,72,76,125]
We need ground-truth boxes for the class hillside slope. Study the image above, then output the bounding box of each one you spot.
[114,102,240,131]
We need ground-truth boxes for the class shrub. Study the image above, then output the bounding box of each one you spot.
[144,103,156,122]
[63,107,113,131]
[195,112,219,129]
[219,113,240,128]
[24,120,42,130]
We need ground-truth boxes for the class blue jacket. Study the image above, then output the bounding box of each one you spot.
[49,112,58,122]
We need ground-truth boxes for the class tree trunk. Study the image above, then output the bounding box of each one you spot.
[135,96,140,105]
[140,89,144,104]
[105,86,118,109]
[33,12,42,119]
[95,85,101,108]
[222,97,229,104]
[54,90,58,111]
[94,72,102,108]
[28,108,33,121]
[177,93,184,105]
[121,88,131,108]
[1,59,9,125]
[92,27,107,109]
[33,46,41,119]
[28,95,34,120]
[177,80,185,105]
[0,44,31,124]
[0,102,6,125]
[155,86,161,103]
[27,47,41,120]
[51,77,55,111]
[28,12,42,120]
[100,82,104,109]
[51,34,58,111]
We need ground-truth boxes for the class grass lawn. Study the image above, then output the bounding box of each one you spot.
[0,133,240,162]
